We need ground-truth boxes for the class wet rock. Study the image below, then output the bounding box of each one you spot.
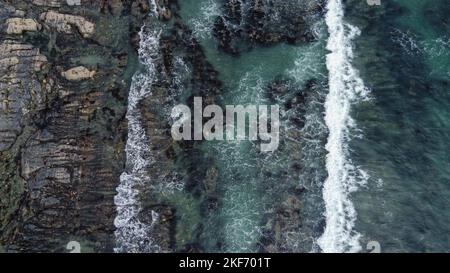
[225,0,242,24]
[213,16,239,55]
[282,196,302,215]
[136,19,223,251]
[246,0,316,45]
[257,79,324,253]
[135,0,150,14]
[66,0,81,6]
[259,195,303,253]
[139,205,176,251]
[213,0,324,55]
[100,0,124,16]
[155,0,173,21]
[204,167,218,195]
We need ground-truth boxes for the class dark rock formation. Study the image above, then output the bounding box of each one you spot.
[258,79,324,253]
[212,0,325,55]
[213,16,239,55]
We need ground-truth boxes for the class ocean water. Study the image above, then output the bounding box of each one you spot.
[345,0,450,252]
[115,0,450,253]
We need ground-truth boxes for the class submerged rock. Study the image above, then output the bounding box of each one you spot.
[136,17,223,251]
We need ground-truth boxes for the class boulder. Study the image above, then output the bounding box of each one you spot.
[40,11,95,38]
[61,66,96,81]
[32,0,62,7]
[5,18,41,35]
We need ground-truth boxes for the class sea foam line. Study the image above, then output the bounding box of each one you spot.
[317,0,369,253]
[113,16,162,252]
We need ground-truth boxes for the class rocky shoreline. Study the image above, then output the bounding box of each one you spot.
[1,0,326,252]
[0,0,149,252]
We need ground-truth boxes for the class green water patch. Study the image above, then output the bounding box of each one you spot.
[155,189,203,250]
[74,55,108,67]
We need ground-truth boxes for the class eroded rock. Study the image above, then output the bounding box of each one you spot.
[61,66,96,81]
[32,0,62,8]
[40,11,95,38]
[5,18,41,35]
[0,41,48,152]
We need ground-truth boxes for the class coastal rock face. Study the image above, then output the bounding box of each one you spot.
[0,0,148,252]
[0,41,48,152]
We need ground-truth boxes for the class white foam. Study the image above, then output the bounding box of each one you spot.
[149,0,159,15]
[113,24,162,253]
[190,0,221,39]
[317,0,369,253]
[390,28,422,55]
[392,29,450,58]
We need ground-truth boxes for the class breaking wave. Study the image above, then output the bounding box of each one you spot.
[317,0,370,253]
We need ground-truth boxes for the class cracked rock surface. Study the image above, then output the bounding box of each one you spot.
[0,0,148,252]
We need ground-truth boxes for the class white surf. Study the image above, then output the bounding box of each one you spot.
[318,0,370,253]
[114,6,162,252]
